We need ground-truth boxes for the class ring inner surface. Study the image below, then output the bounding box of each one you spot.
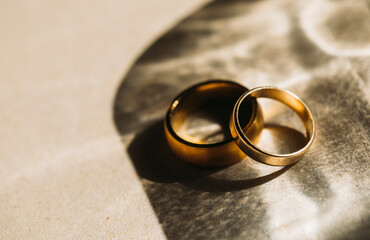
[238,89,313,156]
[238,88,313,155]
[253,89,313,136]
[170,82,252,145]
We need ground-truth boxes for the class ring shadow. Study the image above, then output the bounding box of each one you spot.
[127,120,306,192]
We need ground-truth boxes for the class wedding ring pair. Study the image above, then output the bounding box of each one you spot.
[164,80,315,167]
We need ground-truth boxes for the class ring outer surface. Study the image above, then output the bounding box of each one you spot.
[164,80,264,167]
[230,86,315,166]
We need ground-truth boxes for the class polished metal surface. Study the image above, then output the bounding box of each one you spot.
[113,0,370,239]
[164,80,263,167]
[231,87,315,166]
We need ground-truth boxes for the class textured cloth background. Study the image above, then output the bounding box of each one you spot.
[1,0,369,239]
[0,0,206,239]
[114,0,370,239]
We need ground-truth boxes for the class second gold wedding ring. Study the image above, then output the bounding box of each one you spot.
[230,86,316,166]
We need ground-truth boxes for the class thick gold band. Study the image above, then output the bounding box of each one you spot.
[230,86,315,166]
[164,80,263,167]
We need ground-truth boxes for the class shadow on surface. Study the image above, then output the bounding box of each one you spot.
[121,117,306,239]
[127,120,304,192]
[127,120,220,183]
[110,0,367,238]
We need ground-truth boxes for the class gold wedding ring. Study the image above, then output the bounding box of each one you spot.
[164,80,263,167]
[230,86,315,166]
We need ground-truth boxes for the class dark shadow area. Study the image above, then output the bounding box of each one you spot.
[112,0,370,239]
[180,162,293,193]
[136,0,260,64]
[125,120,305,239]
[127,120,303,192]
[127,120,220,183]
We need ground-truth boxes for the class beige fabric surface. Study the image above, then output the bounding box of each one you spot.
[0,0,210,239]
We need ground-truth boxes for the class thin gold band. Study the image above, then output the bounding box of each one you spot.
[164,80,264,167]
[230,86,315,166]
